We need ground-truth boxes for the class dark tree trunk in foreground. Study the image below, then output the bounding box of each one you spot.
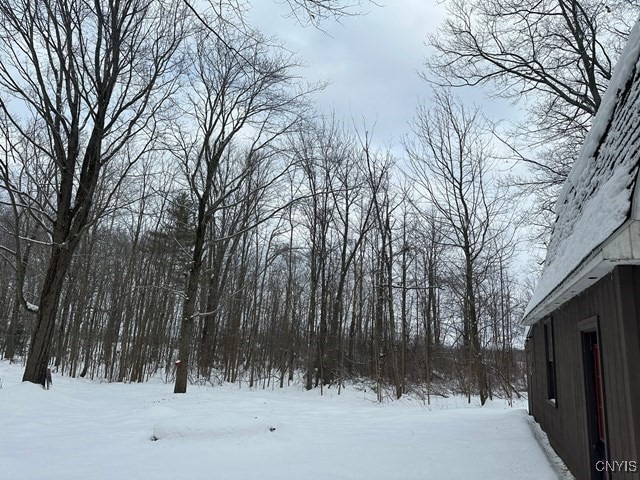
[23,246,73,385]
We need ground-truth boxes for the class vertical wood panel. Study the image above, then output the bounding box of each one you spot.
[614,267,640,479]
[527,266,640,480]
[604,270,623,477]
[629,269,640,464]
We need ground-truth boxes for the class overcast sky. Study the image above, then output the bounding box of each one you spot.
[246,1,448,148]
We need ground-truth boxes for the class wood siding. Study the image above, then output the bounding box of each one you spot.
[526,266,640,480]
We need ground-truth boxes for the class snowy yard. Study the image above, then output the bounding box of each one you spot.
[0,362,560,480]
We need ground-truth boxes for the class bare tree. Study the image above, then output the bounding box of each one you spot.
[427,0,639,227]
[407,90,511,405]
[363,138,403,400]
[170,19,308,393]
[288,120,335,390]
[283,0,365,25]
[0,0,187,386]
[0,120,42,360]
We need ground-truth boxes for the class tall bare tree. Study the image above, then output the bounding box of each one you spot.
[363,139,403,400]
[170,19,307,393]
[0,0,187,385]
[407,91,510,405]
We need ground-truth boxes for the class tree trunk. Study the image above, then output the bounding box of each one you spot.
[23,245,73,386]
[174,241,205,393]
[4,290,18,361]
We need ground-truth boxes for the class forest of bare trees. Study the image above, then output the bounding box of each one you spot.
[0,0,635,403]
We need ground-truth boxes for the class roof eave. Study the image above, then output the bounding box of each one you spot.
[521,219,640,326]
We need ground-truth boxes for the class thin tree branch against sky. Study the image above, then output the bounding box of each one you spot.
[247,1,449,145]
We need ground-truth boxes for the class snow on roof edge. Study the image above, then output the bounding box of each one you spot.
[560,20,640,210]
[523,18,640,322]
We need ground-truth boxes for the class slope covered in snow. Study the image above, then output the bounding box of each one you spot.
[524,20,640,319]
[0,362,562,480]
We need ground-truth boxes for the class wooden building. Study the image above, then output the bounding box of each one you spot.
[523,23,640,480]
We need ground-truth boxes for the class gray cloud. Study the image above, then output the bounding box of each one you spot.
[247,1,446,145]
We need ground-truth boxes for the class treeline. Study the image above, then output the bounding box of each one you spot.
[0,116,525,403]
[0,0,530,403]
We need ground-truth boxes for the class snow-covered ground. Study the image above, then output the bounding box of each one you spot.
[0,362,562,480]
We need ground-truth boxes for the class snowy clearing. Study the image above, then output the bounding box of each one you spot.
[0,362,560,480]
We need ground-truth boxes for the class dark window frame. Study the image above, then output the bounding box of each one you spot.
[543,317,558,406]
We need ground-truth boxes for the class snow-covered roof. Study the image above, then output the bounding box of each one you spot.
[522,20,640,325]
